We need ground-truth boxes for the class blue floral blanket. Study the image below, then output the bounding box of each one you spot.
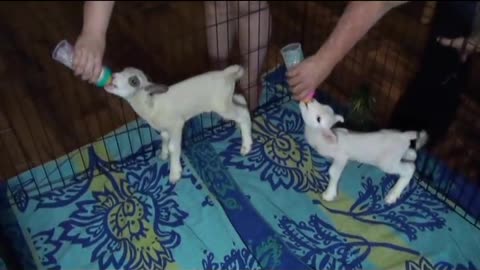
[1,66,479,270]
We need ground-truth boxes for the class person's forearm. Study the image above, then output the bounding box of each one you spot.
[82,1,115,37]
[316,1,408,66]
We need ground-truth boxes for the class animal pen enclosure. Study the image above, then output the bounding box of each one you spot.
[0,1,480,270]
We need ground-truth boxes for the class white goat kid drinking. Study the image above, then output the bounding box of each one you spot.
[104,65,253,183]
[299,100,428,204]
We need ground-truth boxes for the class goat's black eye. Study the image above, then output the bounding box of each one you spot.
[316,116,321,123]
[128,76,140,88]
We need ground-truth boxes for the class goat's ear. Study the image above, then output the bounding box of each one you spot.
[321,128,338,144]
[145,84,169,96]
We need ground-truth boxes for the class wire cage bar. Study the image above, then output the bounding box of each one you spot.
[0,2,480,268]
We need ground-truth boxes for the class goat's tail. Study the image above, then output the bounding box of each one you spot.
[403,130,428,150]
[232,94,248,109]
[223,65,244,81]
[415,130,429,150]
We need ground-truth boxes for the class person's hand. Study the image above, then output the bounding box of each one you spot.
[286,53,334,101]
[73,32,106,84]
[437,36,480,62]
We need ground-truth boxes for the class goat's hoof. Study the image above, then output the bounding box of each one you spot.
[169,168,182,184]
[322,190,337,202]
[160,151,169,160]
[385,192,399,205]
[240,144,252,156]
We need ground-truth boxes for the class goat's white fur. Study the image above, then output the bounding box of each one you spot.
[299,100,428,204]
[104,65,252,183]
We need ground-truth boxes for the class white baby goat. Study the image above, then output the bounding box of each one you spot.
[104,65,252,183]
[299,100,428,204]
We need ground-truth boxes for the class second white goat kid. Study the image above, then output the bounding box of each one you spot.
[299,100,428,204]
[104,65,253,183]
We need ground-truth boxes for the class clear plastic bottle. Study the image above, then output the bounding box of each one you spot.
[280,42,315,102]
[52,40,112,87]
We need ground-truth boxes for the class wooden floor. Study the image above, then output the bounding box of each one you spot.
[0,1,478,183]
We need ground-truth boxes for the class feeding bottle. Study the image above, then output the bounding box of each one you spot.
[280,42,315,103]
[52,40,112,87]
